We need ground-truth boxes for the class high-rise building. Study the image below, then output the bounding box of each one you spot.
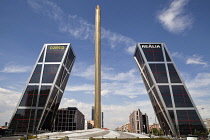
[92,106,94,120]
[129,109,149,134]
[8,43,76,134]
[134,43,206,136]
[91,106,104,127]
[53,107,84,131]
[102,112,104,128]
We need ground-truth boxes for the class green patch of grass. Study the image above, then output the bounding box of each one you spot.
[58,137,69,140]
[20,135,37,140]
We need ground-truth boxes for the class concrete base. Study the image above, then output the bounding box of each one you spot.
[35,128,149,140]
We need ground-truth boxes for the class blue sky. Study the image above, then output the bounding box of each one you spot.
[0,0,210,129]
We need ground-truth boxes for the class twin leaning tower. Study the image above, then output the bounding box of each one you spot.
[8,6,206,137]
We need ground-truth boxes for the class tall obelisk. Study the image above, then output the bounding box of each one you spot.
[94,5,101,128]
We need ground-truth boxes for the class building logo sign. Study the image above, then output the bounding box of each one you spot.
[141,44,161,49]
[49,45,65,50]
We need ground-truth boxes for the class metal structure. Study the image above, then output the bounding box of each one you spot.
[134,43,206,136]
[8,43,76,134]
[94,5,101,128]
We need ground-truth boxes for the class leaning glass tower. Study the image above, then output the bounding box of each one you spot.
[8,43,76,134]
[134,43,206,136]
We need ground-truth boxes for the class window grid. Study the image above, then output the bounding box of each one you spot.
[9,44,75,134]
[134,43,206,136]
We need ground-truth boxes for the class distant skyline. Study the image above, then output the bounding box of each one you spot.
[0,0,210,129]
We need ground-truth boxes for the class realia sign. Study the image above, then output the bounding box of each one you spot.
[141,44,161,48]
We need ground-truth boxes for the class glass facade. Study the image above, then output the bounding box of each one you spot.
[9,43,76,134]
[53,107,85,131]
[134,43,206,136]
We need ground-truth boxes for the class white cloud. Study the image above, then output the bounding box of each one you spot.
[101,90,110,96]
[60,98,154,129]
[186,55,208,66]
[185,73,210,97]
[195,100,210,119]
[1,71,209,129]
[102,81,146,97]
[171,52,208,67]
[0,87,22,126]
[0,64,32,73]
[59,98,93,122]
[101,28,135,49]
[157,0,193,33]
[128,95,137,99]
[73,64,142,82]
[127,45,136,54]
[28,0,63,22]
[171,52,184,59]
[60,15,94,40]
[54,70,210,128]
[107,68,141,84]
[0,86,149,129]
[73,64,94,80]
[71,64,145,98]
[27,0,135,54]
[66,84,94,92]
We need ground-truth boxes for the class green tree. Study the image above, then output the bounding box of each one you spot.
[201,131,209,137]
[194,130,201,136]
[151,128,159,136]
[194,130,209,137]
[159,129,164,135]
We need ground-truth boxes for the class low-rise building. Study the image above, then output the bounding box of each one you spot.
[115,123,130,132]
[88,120,94,128]
[84,120,93,130]
[149,123,161,131]
[0,126,8,129]
[53,107,85,131]
[122,123,130,132]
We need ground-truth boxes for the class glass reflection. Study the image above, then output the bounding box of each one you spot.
[150,64,168,83]
[142,47,164,62]
[134,47,145,68]
[38,86,51,107]
[45,45,67,62]
[177,110,205,135]
[30,65,42,83]
[9,109,36,133]
[159,86,172,107]
[42,64,59,83]
[65,48,75,69]
[20,85,38,106]
[168,64,181,83]
[172,85,193,107]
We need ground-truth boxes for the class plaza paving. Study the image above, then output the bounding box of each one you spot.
[35,128,149,140]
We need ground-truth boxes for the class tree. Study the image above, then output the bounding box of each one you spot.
[150,128,159,136]
[194,131,201,136]
[194,130,209,137]
[159,129,164,135]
